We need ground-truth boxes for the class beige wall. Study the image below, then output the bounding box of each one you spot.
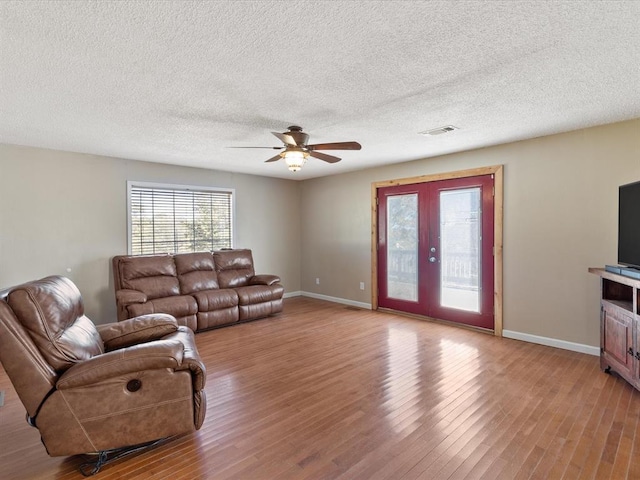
[0,144,302,323]
[2,118,639,346]
[300,119,640,347]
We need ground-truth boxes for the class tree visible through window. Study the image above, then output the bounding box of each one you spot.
[128,182,233,255]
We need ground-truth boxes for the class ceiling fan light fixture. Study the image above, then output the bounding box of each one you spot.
[282,149,308,172]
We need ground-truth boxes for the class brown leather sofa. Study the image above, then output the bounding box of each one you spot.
[112,249,284,332]
[0,276,206,472]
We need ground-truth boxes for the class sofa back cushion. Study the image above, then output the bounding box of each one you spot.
[117,255,180,300]
[174,252,219,294]
[6,276,104,372]
[213,249,255,288]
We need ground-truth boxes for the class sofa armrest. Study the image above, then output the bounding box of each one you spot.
[96,314,178,351]
[115,289,147,306]
[250,274,281,286]
[56,339,184,389]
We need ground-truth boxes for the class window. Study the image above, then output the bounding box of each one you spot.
[127,181,234,255]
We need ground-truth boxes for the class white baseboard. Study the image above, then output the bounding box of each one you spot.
[286,290,372,310]
[503,330,599,356]
[284,293,597,356]
[283,291,302,299]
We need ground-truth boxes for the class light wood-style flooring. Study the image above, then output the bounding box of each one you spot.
[1,297,638,479]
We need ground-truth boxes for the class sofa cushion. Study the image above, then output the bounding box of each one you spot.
[118,255,180,300]
[234,284,285,305]
[196,308,239,330]
[193,289,238,311]
[127,295,198,321]
[239,303,276,322]
[174,252,219,294]
[213,249,255,288]
[7,276,104,372]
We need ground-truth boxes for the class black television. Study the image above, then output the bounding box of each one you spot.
[618,180,640,270]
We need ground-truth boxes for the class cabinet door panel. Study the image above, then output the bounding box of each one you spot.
[602,303,633,371]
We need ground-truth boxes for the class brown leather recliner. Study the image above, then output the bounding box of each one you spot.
[0,276,206,473]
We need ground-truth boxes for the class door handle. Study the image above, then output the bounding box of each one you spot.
[429,257,437,263]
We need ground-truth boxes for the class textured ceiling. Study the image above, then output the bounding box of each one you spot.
[1,0,639,180]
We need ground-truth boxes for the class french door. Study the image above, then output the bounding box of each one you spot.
[377,174,495,330]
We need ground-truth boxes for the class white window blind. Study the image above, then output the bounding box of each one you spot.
[128,183,233,255]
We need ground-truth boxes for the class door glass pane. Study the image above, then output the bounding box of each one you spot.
[387,194,418,301]
[439,188,481,312]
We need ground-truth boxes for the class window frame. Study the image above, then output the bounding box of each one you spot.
[126,180,236,255]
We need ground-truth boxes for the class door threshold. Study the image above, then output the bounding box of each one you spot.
[376,307,496,336]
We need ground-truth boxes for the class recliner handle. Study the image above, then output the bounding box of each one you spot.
[26,385,57,428]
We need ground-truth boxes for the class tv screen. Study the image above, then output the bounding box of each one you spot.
[618,180,640,269]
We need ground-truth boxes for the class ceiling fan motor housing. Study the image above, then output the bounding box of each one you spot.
[286,126,309,146]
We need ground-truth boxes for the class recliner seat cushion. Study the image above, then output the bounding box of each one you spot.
[127,295,197,320]
[192,289,238,311]
[234,284,285,305]
[7,276,103,372]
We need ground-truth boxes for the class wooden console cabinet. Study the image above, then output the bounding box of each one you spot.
[589,267,640,391]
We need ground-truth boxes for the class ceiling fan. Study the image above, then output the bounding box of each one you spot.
[234,126,362,172]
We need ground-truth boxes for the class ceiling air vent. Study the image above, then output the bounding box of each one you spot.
[420,125,458,136]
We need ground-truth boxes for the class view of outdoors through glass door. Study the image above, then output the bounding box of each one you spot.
[439,187,481,312]
[377,174,495,330]
[386,193,418,302]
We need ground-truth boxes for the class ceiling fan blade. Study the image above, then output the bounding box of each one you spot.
[265,153,283,163]
[272,131,298,146]
[309,151,341,164]
[227,146,283,149]
[307,141,361,151]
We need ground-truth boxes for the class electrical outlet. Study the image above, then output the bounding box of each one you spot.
[315,278,320,285]
[359,282,365,290]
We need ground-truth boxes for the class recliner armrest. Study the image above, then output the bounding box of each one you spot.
[250,274,281,286]
[115,289,147,306]
[168,326,207,391]
[56,339,184,389]
[97,314,178,351]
